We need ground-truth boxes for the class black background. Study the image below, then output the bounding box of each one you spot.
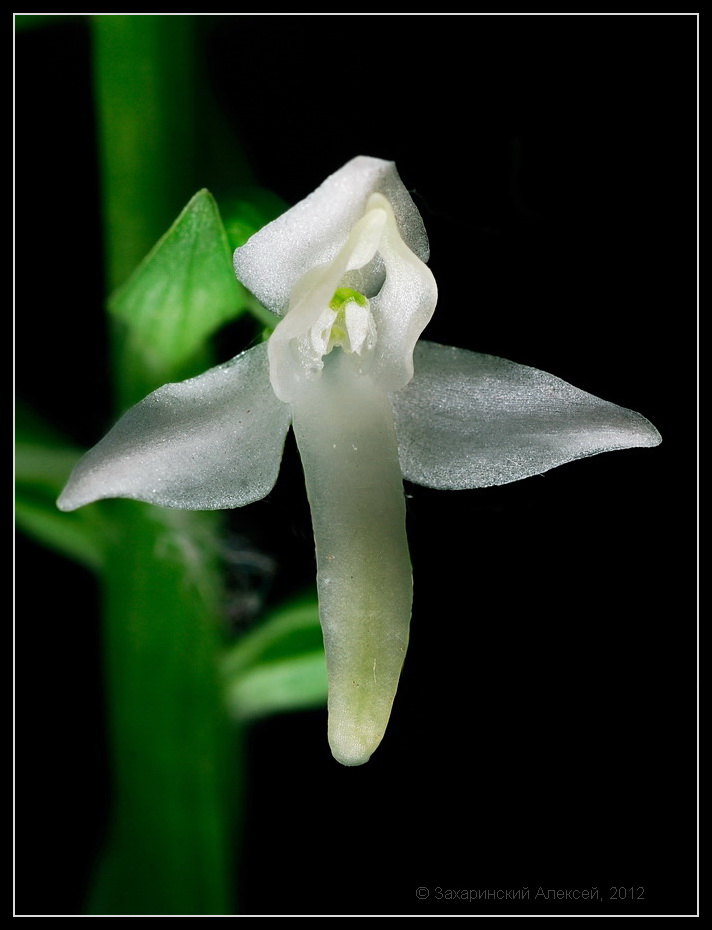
[16,14,697,916]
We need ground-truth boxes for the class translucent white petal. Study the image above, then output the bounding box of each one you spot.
[291,350,412,766]
[233,156,430,315]
[391,341,662,489]
[57,343,291,511]
[367,193,438,393]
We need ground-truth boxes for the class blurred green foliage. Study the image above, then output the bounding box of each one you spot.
[15,13,323,916]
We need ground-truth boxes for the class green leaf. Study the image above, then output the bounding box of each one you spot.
[15,440,84,489]
[15,496,104,572]
[228,653,328,721]
[109,188,245,373]
[15,413,106,570]
[219,186,289,251]
[223,592,327,721]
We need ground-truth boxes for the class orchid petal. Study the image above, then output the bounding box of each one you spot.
[368,193,438,393]
[391,341,662,490]
[232,155,429,316]
[291,349,411,766]
[57,343,290,512]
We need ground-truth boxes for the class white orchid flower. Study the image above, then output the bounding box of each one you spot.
[58,156,661,766]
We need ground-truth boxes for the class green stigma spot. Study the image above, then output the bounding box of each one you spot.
[329,286,369,313]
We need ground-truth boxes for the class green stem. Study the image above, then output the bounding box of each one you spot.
[93,14,205,411]
[89,505,234,916]
[92,14,198,293]
[89,15,237,914]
